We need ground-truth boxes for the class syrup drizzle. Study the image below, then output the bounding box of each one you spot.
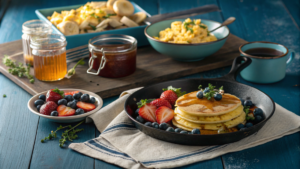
[176,92,240,112]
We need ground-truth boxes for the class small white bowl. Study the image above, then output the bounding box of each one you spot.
[28,89,103,123]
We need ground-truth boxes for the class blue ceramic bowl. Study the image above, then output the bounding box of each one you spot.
[35,2,151,49]
[145,19,230,62]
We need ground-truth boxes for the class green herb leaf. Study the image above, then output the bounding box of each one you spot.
[207,30,210,36]
[198,85,202,90]
[67,58,85,77]
[102,13,116,19]
[136,99,155,108]
[219,86,223,90]
[3,94,6,98]
[162,86,186,97]
[89,24,96,30]
[199,24,207,29]
[52,88,65,98]
[90,13,99,19]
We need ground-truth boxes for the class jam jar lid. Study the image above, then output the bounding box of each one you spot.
[88,34,137,53]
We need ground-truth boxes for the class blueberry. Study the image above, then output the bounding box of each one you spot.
[37,105,41,112]
[239,98,245,106]
[67,101,77,109]
[65,95,73,102]
[166,127,175,132]
[180,130,188,134]
[214,93,222,101]
[191,128,201,134]
[175,128,182,133]
[39,94,46,101]
[244,100,253,107]
[237,123,245,130]
[135,109,140,116]
[253,108,264,116]
[196,91,204,99]
[73,100,78,104]
[58,99,67,106]
[203,88,210,94]
[89,97,96,104]
[240,128,247,131]
[152,122,159,129]
[81,94,90,102]
[50,111,58,116]
[78,92,83,97]
[136,116,144,123]
[34,99,44,107]
[145,122,152,127]
[73,93,81,100]
[254,115,263,123]
[159,123,169,130]
[245,122,253,128]
[75,108,84,115]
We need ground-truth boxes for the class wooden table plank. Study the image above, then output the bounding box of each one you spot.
[218,0,300,169]
[0,74,39,169]
[282,0,300,30]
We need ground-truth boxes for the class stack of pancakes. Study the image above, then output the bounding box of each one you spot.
[173,91,246,132]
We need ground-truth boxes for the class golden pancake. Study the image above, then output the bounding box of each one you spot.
[175,92,241,116]
[172,111,246,130]
[175,105,243,124]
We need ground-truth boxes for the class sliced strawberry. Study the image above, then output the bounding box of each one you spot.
[57,105,75,116]
[155,106,174,124]
[150,98,172,109]
[139,103,157,122]
[64,91,79,96]
[76,101,96,112]
[46,88,64,103]
[40,101,58,115]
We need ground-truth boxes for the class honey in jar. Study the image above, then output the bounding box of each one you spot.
[88,34,137,78]
[30,34,67,81]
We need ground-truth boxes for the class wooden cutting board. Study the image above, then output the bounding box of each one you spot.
[0,34,246,98]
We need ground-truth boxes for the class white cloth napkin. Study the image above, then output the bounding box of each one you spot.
[69,88,300,169]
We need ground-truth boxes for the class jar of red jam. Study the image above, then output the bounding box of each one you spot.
[87,34,137,78]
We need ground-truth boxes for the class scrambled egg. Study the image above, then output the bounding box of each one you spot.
[154,18,217,44]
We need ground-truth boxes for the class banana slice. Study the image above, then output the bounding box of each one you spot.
[107,0,117,9]
[102,8,115,15]
[108,19,123,28]
[120,16,139,27]
[57,21,79,35]
[129,12,147,24]
[113,0,134,16]
[109,15,121,21]
[88,1,107,8]
[96,19,110,29]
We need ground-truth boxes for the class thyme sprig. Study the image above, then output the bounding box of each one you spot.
[67,58,85,77]
[244,106,255,121]
[2,55,35,83]
[198,83,223,100]
[41,121,84,148]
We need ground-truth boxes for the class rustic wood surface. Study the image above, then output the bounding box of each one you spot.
[0,34,246,98]
[0,0,299,169]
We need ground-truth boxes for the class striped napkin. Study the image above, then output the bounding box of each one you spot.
[69,88,300,169]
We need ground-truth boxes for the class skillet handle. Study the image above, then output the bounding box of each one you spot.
[219,56,252,82]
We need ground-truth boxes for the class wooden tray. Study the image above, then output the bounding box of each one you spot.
[0,34,246,98]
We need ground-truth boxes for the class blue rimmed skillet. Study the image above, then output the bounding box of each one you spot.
[124,56,275,145]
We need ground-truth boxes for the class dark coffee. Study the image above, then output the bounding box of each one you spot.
[244,48,284,57]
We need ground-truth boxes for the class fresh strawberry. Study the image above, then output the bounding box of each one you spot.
[57,105,75,116]
[39,101,58,115]
[76,101,96,112]
[64,91,79,96]
[139,103,157,122]
[46,88,64,103]
[155,106,174,124]
[160,86,186,105]
[150,98,172,109]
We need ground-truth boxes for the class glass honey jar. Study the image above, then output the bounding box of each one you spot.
[30,34,67,81]
[88,34,137,78]
[22,20,52,66]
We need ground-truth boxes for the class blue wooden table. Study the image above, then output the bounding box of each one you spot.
[0,0,299,168]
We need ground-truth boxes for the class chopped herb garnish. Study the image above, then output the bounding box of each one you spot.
[207,30,210,36]
[199,24,207,29]
[244,106,255,120]
[3,94,6,98]
[89,24,96,30]
[102,14,116,19]
[90,13,99,19]
[184,21,195,33]
[198,83,224,100]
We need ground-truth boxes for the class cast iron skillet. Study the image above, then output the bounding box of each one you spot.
[124,56,275,145]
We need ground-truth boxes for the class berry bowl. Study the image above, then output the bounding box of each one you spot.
[28,89,103,123]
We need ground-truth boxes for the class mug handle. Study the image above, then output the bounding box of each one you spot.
[286,49,295,66]
[87,48,106,75]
